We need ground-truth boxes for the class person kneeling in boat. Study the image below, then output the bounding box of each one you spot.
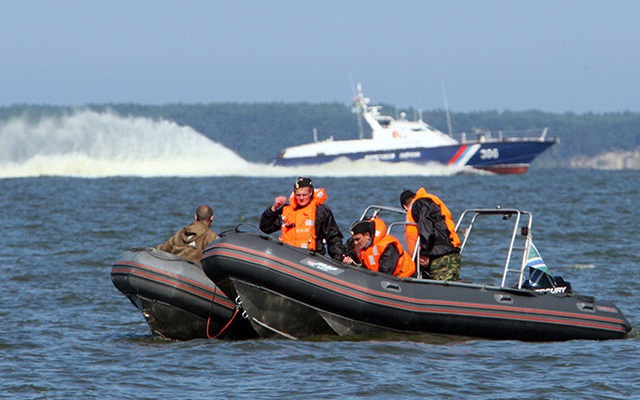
[349,218,416,278]
[157,204,219,263]
[400,188,461,281]
[259,177,353,263]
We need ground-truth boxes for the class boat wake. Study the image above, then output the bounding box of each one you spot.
[0,110,469,178]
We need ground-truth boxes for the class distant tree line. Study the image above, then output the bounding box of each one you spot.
[2,102,639,166]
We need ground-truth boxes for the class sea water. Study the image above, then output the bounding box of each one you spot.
[0,112,638,399]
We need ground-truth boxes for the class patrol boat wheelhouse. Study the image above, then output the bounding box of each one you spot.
[275,84,557,174]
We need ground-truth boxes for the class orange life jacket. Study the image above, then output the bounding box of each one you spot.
[280,188,327,250]
[358,218,416,278]
[405,187,461,256]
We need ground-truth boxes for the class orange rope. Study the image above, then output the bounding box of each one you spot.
[205,286,240,339]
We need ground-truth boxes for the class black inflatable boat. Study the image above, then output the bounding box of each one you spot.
[111,247,257,340]
[201,207,632,341]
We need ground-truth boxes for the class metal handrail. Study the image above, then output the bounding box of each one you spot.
[456,207,533,288]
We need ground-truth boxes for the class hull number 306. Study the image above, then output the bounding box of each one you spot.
[479,148,499,160]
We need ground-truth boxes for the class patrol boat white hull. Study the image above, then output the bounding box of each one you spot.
[275,84,557,174]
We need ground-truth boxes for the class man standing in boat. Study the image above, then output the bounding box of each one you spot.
[157,204,219,262]
[260,177,352,263]
[400,189,461,281]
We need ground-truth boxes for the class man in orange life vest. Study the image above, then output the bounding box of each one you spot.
[259,177,352,263]
[350,218,416,278]
[400,188,461,281]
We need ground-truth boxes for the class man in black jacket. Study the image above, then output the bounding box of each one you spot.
[259,177,352,263]
[401,188,461,281]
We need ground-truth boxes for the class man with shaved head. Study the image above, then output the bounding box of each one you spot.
[157,204,219,262]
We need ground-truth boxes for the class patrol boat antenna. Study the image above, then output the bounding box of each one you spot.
[442,82,453,137]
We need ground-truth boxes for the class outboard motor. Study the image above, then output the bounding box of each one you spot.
[522,266,572,294]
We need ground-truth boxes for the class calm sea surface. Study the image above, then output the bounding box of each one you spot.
[1,169,638,399]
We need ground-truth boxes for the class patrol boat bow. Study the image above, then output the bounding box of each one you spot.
[275,84,557,174]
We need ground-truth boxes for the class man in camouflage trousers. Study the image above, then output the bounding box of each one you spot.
[400,188,462,282]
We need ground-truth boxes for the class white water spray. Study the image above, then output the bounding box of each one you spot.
[0,110,464,178]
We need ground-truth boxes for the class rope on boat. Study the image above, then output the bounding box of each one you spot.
[205,286,240,339]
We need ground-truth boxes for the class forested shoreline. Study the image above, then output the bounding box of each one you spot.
[2,102,639,167]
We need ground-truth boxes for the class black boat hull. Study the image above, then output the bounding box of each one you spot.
[202,232,632,341]
[111,247,257,340]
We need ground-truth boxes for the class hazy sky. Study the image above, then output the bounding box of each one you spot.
[2,1,639,113]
